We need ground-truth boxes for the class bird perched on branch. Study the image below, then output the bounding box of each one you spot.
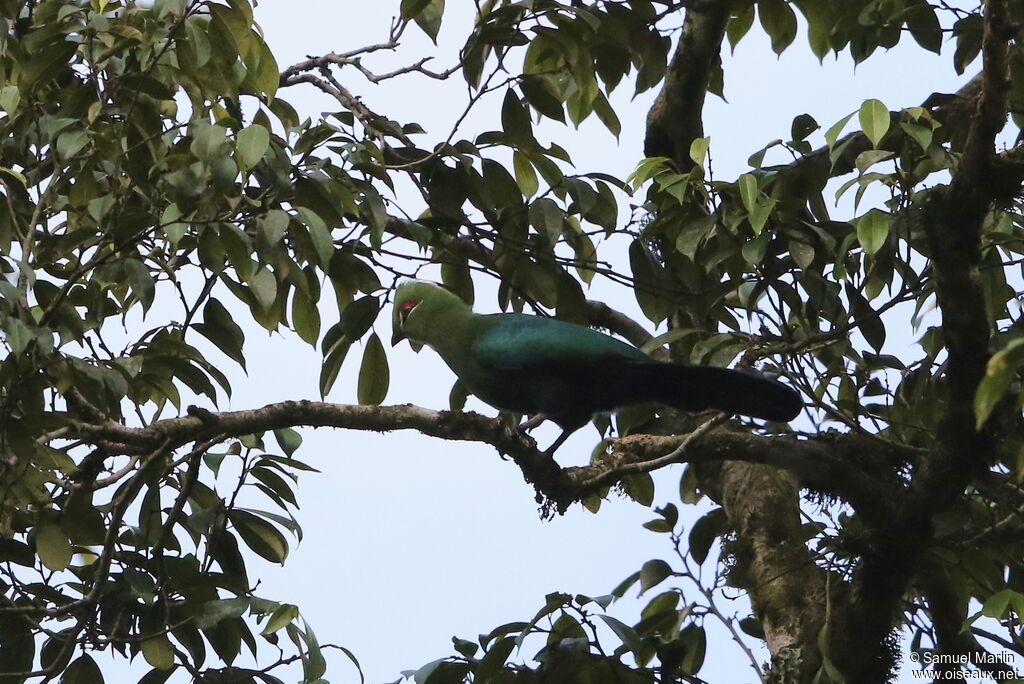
[391,280,801,454]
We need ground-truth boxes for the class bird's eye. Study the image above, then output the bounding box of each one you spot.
[398,299,418,322]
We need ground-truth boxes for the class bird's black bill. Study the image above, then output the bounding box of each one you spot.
[391,330,406,346]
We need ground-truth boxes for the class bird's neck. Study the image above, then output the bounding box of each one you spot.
[417,299,476,358]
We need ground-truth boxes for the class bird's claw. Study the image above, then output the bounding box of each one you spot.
[518,413,547,433]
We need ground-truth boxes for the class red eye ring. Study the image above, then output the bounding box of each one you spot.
[399,299,418,320]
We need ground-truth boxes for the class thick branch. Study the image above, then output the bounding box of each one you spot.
[844,2,1011,679]
[583,299,657,349]
[644,0,732,168]
[701,460,832,679]
[911,0,1009,521]
[66,400,896,516]
[775,73,984,181]
[574,427,899,523]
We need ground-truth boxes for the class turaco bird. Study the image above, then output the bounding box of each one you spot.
[391,280,802,454]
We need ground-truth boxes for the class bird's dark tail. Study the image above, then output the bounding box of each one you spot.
[619,362,802,422]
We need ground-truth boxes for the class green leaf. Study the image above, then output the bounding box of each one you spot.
[629,240,673,324]
[740,616,765,639]
[194,598,249,630]
[975,339,1024,428]
[825,111,856,149]
[611,571,641,599]
[738,173,758,212]
[20,39,77,91]
[905,1,942,53]
[209,4,253,58]
[598,615,645,655]
[155,0,186,17]
[759,0,798,54]
[400,0,431,19]
[900,122,933,152]
[790,239,815,269]
[299,620,328,680]
[855,149,894,173]
[56,129,88,160]
[297,207,334,266]
[261,604,299,635]
[141,635,175,670]
[357,333,389,405]
[679,465,703,504]
[235,124,270,170]
[244,37,280,100]
[981,589,1014,618]
[790,113,819,142]
[292,290,321,346]
[689,137,710,170]
[229,510,288,563]
[639,559,673,594]
[124,259,156,313]
[592,90,621,139]
[319,338,351,398]
[727,3,755,50]
[160,203,187,247]
[529,197,565,241]
[858,99,890,147]
[569,222,597,284]
[182,16,212,69]
[521,75,565,122]
[248,267,277,310]
[797,1,834,60]
[413,0,444,42]
[680,624,707,674]
[742,231,770,265]
[274,427,302,457]
[339,296,380,340]
[643,518,674,533]
[36,519,72,572]
[501,89,533,143]
[0,85,20,114]
[689,508,726,564]
[195,298,247,369]
[847,285,885,351]
[477,636,516,680]
[61,655,103,684]
[856,210,889,255]
[260,209,289,247]
[621,472,655,506]
[512,151,539,198]
[5,317,33,355]
[191,121,230,162]
[953,15,983,75]
[748,198,774,235]
[252,466,297,507]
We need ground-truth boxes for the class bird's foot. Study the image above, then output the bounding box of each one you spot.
[518,413,547,433]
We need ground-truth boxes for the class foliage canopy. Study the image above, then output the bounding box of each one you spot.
[2,0,1024,682]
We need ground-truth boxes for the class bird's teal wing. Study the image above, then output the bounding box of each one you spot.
[472,314,649,371]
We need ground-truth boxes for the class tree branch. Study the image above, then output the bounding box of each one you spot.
[644,0,732,169]
[68,400,902,516]
[843,2,1012,679]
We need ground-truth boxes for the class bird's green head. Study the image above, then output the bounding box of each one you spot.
[391,280,470,347]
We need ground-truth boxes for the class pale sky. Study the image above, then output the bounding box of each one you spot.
[103,3,982,682]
